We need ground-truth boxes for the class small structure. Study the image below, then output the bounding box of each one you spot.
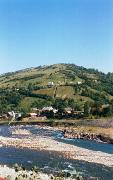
[15,113,22,120]
[42,106,53,111]
[32,108,41,116]
[93,79,98,83]
[42,106,58,114]
[77,81,82,85]
[74,111,84,115]
[0,114,8,120]
[7,111,16,120]
[47,82,54,88]
[29,113,37,118]
[102,104,110,109]
[35,116,47,120]
[41,106,58,118]
[7,111,22,121]
[64,107,73,114]
[32,108,38,112]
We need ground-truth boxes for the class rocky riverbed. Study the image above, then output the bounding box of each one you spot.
[63,129,113,144]
[0,165,51,180]
[0,164,79,180]
[0,125,113,168]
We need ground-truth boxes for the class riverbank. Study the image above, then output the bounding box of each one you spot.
[0,125,113,168]
[62,126,113,144]
[1,118,113,143]
[1,118,113,139]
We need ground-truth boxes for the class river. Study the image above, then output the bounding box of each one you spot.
[0,125,113,180]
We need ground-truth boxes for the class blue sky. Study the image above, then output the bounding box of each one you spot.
[0,0,113,74]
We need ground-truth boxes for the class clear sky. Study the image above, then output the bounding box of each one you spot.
[0,0,113,74]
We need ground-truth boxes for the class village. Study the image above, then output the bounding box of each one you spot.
[0,78,111,123]
[0,106,84,123]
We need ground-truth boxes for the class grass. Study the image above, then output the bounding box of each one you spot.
[56,86,74,99]
[20,96,37,105]
[33,87,55,97]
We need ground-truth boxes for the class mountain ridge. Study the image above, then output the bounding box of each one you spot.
[0,63,111,77]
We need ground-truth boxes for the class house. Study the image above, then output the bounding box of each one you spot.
[102,104,110,109]
[15,113,22,120]
[34,116,47,120]
[32,108,38,112]
[53,108,58,114]
[0,114,8,120]
[42,106,58,113]
[42,106,53,111]
[29,112,47,120]
[7,111,22,120]
[7,111,16,120]
[64,107,73,114]
[93,79,98,83]
[47,82,54,88]
[74,111,84,115]
[29,113,37,118]
[77,81,82,85]
[41,106,58,118]
[32,108,41,116]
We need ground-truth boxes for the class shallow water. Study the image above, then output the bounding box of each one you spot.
[0,125,113,180]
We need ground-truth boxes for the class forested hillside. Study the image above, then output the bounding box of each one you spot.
[0,63,113,117]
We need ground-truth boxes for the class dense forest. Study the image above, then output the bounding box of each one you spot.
[0,63,113,118]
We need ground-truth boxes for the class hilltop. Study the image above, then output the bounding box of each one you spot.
[0,63,113,117]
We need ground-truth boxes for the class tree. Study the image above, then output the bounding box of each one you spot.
[102,105,112,117]
[91,102,102,116]
[84,102,91,117]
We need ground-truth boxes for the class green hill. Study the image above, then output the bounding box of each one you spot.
[0,63,113,116]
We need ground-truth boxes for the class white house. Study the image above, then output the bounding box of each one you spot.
[77,81,82,85]
[48,82,54,88]
[42,106,58,113]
